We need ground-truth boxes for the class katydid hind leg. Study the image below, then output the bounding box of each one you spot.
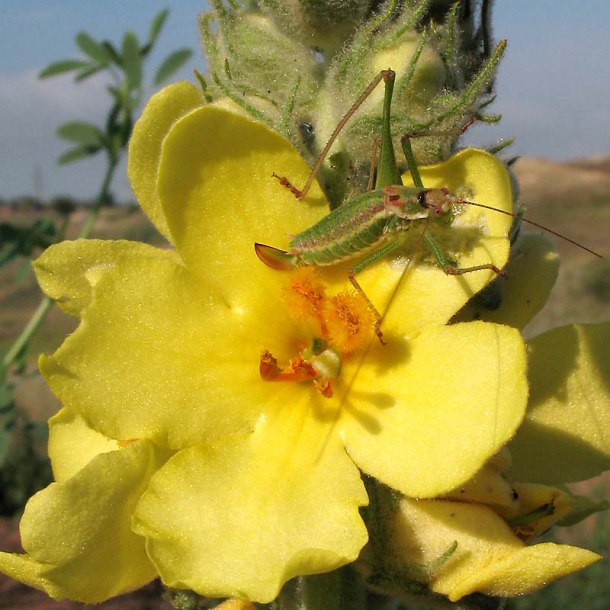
[273,69,396,200]
[347,238,408,343]
[348,270,386,345]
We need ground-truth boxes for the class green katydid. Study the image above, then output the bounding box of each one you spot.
[255,69,601,340]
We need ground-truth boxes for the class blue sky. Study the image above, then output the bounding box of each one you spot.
[0,1,608,200]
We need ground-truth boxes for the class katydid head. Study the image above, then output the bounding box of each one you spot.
[418,188,454,218]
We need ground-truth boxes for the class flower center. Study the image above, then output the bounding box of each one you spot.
[259,268,377,397]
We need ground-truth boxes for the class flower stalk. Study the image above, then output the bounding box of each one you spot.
[1,159,115,376]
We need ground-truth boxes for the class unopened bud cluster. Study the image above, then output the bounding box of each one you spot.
[201,0,504,206]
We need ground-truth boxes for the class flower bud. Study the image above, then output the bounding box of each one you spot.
[259,0,370,53]
[203,7,320,133]
[315,32,447,175]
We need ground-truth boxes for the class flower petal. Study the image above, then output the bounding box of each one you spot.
[157,113,512,338]
[0,440,170,602]
[39,252,269,448]
[34,239,180,316]
[157,106,327,289]
[48,407,119,482]
[386,497,599,601]
[133,409,368,603]
[450,542,600,600]
[127,81,205,241]
[453,232,560,329]
[341,321,528,497]
[442,462,520,515]
[509,323,610,483]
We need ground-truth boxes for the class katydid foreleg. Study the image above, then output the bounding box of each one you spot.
[423,232,506,278]
[399,129,507,279]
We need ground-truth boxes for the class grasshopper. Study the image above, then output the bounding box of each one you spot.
[255,69,601,340]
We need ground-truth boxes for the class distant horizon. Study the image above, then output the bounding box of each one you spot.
[2,151,610,206]
[1,1,608,200]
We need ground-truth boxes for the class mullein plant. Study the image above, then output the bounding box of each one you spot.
[202,0,507,207]
[0,2,609,609]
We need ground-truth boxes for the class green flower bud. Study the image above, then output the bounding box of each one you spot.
[202,4,321,139]
[259,0,371,54]
[200,0,505,206]
[315,32,448,177]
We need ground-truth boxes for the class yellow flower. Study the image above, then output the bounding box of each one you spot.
[0,408,170,601]
[376,489,599,601]
[399,245,610,601]
[0,82,528,603]
[360,447,602,602]
[454,219,610,487]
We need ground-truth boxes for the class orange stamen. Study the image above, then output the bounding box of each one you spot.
[259,349,334,397]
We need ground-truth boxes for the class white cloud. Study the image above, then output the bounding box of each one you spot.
[0,69,130,200]
[0,68,109,119]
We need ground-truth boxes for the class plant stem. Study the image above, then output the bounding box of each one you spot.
[279,568,368,610]
[1,158,117,375]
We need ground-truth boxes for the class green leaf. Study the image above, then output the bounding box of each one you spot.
[39,59,89,78]
[75,64,105,82]
[119,115,133,148]
[0,382,14,413]
[146,8,169,52]
[57,121,105,146]
[153,48,193,85]
[558,495,609,527]
[105,101,122,133]
[58,146,100,165]
[76,31,110,63]
[106,85,126,105]
[102,41,122,66]
[122,30,142,89]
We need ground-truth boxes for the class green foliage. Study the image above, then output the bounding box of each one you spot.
[155,49,195,85]
[0,394,53,517]
[583,259,610,303]
[50,195,78,216]
[0,219,56,267]
[0,383,16,467]
[39,8,193,166]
